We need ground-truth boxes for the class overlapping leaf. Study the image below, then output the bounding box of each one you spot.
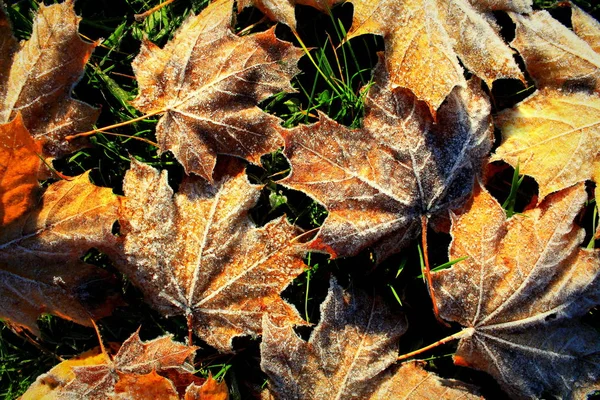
[261,279,481,399]
[431,183,600,399]
[281,61,492,261]
[494,5,600,200]
[0,172,121,334]
[346,0,526,112]
[237,0,341,29]
[0,0,99,158]
[132,0,302,182]
[21,331,226,399]
[118,159,307,352]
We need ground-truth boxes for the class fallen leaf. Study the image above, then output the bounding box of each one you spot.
[347,0,526,112]
[494,6,600,200]
[494,89,600,200]
[0,0,99,158]
[0,4,17,102]
[0,113,42,225]
[237,0,341,29]
[431,183,600,399]
[508,8,600,91]
[0,172,121,334]
[132,0,302,182]
[22,330,202,400]
[281,61,492,261]
[261,279,481,399]
[571,3,600,53]
[118,158,307,352]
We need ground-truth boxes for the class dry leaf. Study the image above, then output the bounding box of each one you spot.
[22,330,202,400]
[0,0,99,158]
[260,278,407,399]
[494,89,600,200]
[0,172,121,334]
[509,8,600,91]
[347,0,526,112]
[494,6,600,200]
[132,0,302,182]
[431,183,600,399]
[281,61,492,261]
[0,113,42,225]
[261,279,481,399]
[237,0,341,29]
[118,159,306,352]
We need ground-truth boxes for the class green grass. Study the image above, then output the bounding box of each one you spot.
[2,1,600,399]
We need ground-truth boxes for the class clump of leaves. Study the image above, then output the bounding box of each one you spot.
[2,0,600,399]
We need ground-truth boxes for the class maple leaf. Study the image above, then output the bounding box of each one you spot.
[345,0,526,112]
[281,61,492,261]
[21,330,225,400]
[117,158,307,352]
[0,172,121,334]
[131,0,302,182]
[261,279,481,399]
[0,113,42,225]
[431,183,600,399]
[493,6,600,200]
[236,0,341,30]
[0,0,99,158]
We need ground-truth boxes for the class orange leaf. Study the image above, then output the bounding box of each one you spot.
[0,113,42,225]
[114,370,180,400]
[0,172,121,334]
[185,376,229,400]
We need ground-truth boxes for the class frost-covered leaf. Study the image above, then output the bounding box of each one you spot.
[0,113,42,225]
[0,0,99,158]
[494,6,600,200]
[347,0,526,112]
[0,172,121,334]
[261,279,481,399]
[118,159,306,352]
[132,0,302,182]
[281,62,492,262]
[432,183,600,399]
[260,279,406,399]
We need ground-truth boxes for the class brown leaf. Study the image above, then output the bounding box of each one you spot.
[184,376,229,400]
[132,0,302,182]
[22,331,199,400]
[281,61,492,261]
[0,4,17,103]
[260,278,408,399]
[509,9,600,91]
[493,88,600,200]
[118,159,306,352]
[0,0,99,157]
[372,361,482,399]
[0,172,121,334]
[347,0,526,112]
[237,0,341,29]
[0,113,42,225]
[431,183,600,399]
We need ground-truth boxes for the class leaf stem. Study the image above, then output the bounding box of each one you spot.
[65,110,163,141]
[397,327,473,362]
[421,216,449,327]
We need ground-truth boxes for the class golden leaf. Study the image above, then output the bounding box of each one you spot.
[347,0,526,112]
[237,0,341,29]
[432,183,600,399]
